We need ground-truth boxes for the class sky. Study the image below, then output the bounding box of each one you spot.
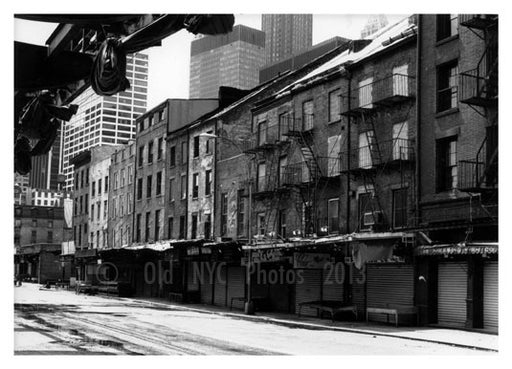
[14,14,407,108]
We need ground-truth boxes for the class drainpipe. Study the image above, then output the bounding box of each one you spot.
[344,71,352,305]
[415,15,422,229]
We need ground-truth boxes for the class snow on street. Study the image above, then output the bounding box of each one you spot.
[14,284,493,355]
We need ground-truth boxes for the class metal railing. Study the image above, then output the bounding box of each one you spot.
[280,114,314,135]
[341,74,416,114]
[459,14,497,29]
[281,161,319,186]
[340,138,415,172]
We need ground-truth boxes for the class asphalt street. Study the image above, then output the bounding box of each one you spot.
[14,284,494,355]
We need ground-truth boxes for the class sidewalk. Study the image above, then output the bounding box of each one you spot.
[118,295,499,352]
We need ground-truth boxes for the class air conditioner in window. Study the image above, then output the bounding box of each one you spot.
[363,211,383,226]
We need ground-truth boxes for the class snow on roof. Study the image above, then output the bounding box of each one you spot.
[274,16,415,98]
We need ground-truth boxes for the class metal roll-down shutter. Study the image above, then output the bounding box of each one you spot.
[438,262,468,328]
[227,266,246,310]
[295,269,322,317]
[366,263,414,323]
[214,264,227,306]
[483,261,498,332]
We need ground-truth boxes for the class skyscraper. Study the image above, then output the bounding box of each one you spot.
[189,24,265,99]
[29,123,64,190]
[360,14,389,38]
[61,52,148,191]
[261,14,313,65]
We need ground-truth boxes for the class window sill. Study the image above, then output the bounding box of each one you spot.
[435,107,459,119]
[328,118,342,125]
[436,34,459,47]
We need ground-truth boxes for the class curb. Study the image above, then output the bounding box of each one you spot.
[119,296,498,353]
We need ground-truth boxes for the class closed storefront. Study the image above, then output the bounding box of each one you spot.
[227,266,246,310]
[199,262,213,304]
[483,261,498,332]
[322,262,344,302]
[214,264,227,306]
[366,263,414,324]
[438,262,468,328]
[295,269,322,317]
[186,261,199,292]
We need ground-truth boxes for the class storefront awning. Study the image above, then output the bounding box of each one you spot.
[415,242,498,256]
[122,241,173,252]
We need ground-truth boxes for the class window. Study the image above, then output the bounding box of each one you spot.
[436,137,458,191]
[97,201,101,220]
[392,188,408,229]
[155,210,161,241]
[92,181,96,197]
[104,200,108,219]
[205,131,213,154]
[193,136,200,158]
[138,145,144,167]
[328,199,340,234]
[80,170,84,188]
[85,195,89,213]
[157,137,163,160]
[204,214,211,240]
[104,176,108,192]
[179,216,186,239]
[328,89,341,122]
[128,166,133,184]
[257,162,266,192]
[192,173,199,198]
[148,141,154,164]
[91,204,95,220]
[358,78,373,107]
[279,113,289,140]
[170,146,176,167]
[114,171,119,189]
[169,178,175,202]
[437,14,458,41]
[168,217,174,239]
[181,175,187,199]
[181,141,187,164]
[137,178,143,199]
[358,192,373,231]
[358,131,375,169]
[191,213,198,239]
[220,193,228,236]
[32,219,37,227]
[237,190,245,236]
[146,175,152,198]
[145,212,151,242]
[278,156,287,186]
[156,171,162,196]
[139,119,144,132]
[437,61,458,112]
[121,169,125,187]
[86,169,89,185]
[392,122,409,160]
[257,121,267,146]
[158,109,165,122]
[278,210,287,238]
[302,100,314,130]
[31,230,37,243]
[257,213,266,236]
[136,214,141,242]
[79,195,83,213]
[327,135,342,176]
[205,170,212,196]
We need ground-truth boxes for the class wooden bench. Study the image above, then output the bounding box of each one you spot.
[75,282,97,295]
[298,301,358,322]
[230,296,268,311]
[366,304,419,327]
[169,292,184,303]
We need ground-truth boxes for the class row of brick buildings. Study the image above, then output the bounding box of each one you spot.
[62,15,498,332]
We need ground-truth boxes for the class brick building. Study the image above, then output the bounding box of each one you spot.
[14,205,66,283]
[108,141,136,249]
[414,14,498,332]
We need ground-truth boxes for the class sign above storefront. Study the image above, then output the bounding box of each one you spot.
[293,252,333,269]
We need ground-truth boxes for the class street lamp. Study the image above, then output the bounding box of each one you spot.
[198,132,255,315]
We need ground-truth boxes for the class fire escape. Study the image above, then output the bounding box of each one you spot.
[279,113,338,236]
[340,73,416,231]
[242,119,291,242]
[458,14,498,200]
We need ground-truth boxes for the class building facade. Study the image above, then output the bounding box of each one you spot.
[414,14,498,331]
[108,141,136,249]
[262,14,313,65]
[189,25,265,99]
[14,204,66,283]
